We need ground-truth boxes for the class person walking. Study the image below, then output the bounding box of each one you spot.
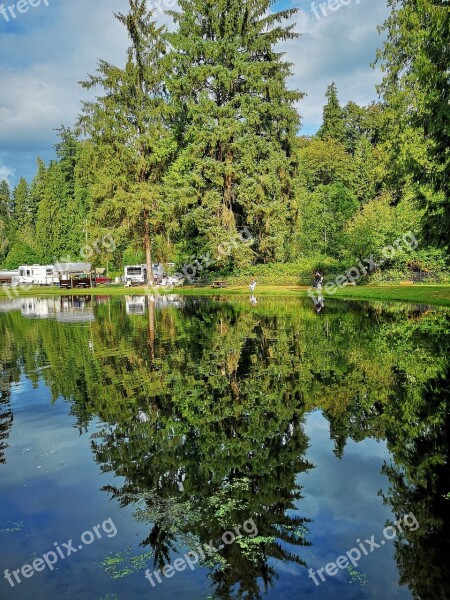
[249,277,257,293]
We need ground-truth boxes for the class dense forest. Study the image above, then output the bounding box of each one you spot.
[0,0,448,283]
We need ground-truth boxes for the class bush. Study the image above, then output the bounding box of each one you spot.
[227,257,343,286]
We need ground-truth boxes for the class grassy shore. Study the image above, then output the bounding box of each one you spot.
[1,284,450,306]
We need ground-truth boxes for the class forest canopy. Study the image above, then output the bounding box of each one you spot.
[0,0,448,283]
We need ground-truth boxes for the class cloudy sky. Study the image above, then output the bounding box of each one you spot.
[0,0,390,187]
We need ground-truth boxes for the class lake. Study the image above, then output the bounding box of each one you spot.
[1,294,449,600]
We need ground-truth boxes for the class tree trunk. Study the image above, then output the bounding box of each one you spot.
[143,209,154,285]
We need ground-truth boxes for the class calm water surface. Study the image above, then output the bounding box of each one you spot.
[0,295,449,600]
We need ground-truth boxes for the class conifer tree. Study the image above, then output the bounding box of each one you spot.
[79,0,174,283]
[377,0,450,251]
[318,82,345,143]
[28,157,47,230]
[0,180,10,262]
[165,0,303,264]
[34,163,69,263]
[0,180,9,221]
[12,178,30,232]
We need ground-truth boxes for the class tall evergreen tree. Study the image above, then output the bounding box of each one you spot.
[13,178,30,232]
[0,180,9,221]
[55,126,78,200]
[28,157,47,230]
[79,0,173,283]
[0,180,10,263]
[376,0,450,252]
[317,82,345,143]
[34,162,69,263]
[165,0,303,264]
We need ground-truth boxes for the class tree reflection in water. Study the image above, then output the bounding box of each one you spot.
[0,295,449,598]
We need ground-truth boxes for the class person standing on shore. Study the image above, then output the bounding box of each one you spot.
[249,277,257,293]
[314,271,323,291]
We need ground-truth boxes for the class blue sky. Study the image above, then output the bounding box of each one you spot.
[0,0,390,188]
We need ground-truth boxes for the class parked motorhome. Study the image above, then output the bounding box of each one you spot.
[124,264,165,285]
[12,265,59,286]
[124,265,147,285]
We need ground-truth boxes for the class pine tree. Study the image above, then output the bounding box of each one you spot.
[318,82,345,143]
[0,180,10,262]
[0,180,9,220]
[55,127,78,200]
[28,157,47,230]
[165,0,303,264]
[376,0,450,251]
[78,0,173,283]
[34,163,69,263]
[12,178,30,232]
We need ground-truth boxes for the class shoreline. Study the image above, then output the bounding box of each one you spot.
[1,284,450,307]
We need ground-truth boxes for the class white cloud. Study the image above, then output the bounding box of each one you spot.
[283,0,389,129]
[0,158,14,184]
[0,0,390,184]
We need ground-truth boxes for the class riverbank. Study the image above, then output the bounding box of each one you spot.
[1,284,450,307]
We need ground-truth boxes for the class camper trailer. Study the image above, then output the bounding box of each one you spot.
[12,265,59,286]
[124,264,165,285]
[0,270,19,285]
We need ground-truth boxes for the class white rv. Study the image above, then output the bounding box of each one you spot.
[12,265,59,286]
[124,264,165,285]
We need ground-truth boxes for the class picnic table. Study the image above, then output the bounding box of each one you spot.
[211,280,228,288]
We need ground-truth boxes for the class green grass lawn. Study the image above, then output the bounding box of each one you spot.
[1,283,450,306]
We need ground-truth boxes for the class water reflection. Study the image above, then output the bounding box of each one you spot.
[0,296,449,599]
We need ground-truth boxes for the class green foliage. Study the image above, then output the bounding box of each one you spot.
[165,0,303,264]
[296,182,358,257]
[2,296,450,598]
[0,180,10,220]
[2,242,38,269]
[34,162,70,263]
[318,82,345,143]
[12,178,30,232]
[122,246,146,267]
[2,1,447,277]
[0,220,8,265]
[78,0,174,282]
[342,101,385,154]
[227,257,341,285]
[295,137,355,190]
[100,546,154,579]
[376,0,450,251]
[343,193,398,260]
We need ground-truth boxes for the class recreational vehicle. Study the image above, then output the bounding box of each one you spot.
[12,265,59,286]
[124,264,165,285]
[0,270,19,285]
